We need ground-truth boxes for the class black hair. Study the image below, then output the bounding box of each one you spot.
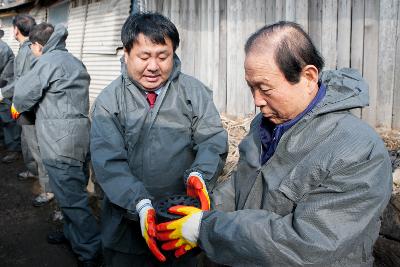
[0,30,4,39]
[245,21,325,84]
[12,14,36,37]
[121,12,180,53]
[29,23,54,46]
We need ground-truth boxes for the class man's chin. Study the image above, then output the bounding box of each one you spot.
[141,82,162,91]
[263,116,284,125]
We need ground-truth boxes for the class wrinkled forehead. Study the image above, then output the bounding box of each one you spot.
[244,51,281,79]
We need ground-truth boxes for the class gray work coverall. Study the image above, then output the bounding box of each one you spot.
[0,40,14,87]
[13,25,100,261]
[204,69,392,267]
[4,39,49,188]
[90,55,228,266]
[0,40,14,144]
[0,39,20,152]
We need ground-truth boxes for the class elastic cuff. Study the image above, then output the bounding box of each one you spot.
[184,169,204,184]
[136,198,152,214]
[189,171,203,179]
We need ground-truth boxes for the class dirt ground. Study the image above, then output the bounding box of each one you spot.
[0,146,78,267]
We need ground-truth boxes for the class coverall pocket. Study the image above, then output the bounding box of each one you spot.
[278,164,329,203]
[40,119,89,162]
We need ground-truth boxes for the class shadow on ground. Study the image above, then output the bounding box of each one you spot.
[0,146,78,267]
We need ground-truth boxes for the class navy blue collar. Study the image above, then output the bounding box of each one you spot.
[259,83,326,165]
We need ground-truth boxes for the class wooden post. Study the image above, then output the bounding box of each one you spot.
[362,0,379,127]
[392,0,400,129]
[376,0,398,128]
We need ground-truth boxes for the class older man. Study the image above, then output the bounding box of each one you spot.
[156,21,392,266]
[90,12,228,266]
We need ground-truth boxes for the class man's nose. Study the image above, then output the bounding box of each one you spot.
[147,58,159,72]
[253,90,266,107]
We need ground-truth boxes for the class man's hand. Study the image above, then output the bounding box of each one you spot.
[157,205,203,258]
[136,199,166,262]
[10,104,20,120]
[186,172,210,210]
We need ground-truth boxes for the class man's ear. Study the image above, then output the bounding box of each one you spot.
[301,65,319,92]
[13,26,19,37]
[123,48,129,64]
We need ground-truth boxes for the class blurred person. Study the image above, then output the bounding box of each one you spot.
[5,14,54,206]
[0,29,14,91]
[12,23,101,266]
[0,29,14,150]
[0,24,21,164]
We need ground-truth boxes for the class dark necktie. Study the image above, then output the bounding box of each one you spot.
[146,91,157,108]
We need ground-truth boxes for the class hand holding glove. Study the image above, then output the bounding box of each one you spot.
[136,199,166,262]
[10,103,20,120]
[186,172,210,210]
[157,205,203,258]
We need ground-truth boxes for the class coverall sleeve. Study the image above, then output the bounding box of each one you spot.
[199,142,392,266]
[1,48,33,99]
[185,87,228,189]
[1,77,15,98]
[0,48,9,75]
[90,99,152,211]
[13,61,62,112]
[0,53,13,88]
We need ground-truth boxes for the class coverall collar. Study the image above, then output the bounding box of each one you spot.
[42,24,68,54]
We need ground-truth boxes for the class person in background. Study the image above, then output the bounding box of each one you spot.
[12,23,101,267]
[0,20,24,165]
[0,29,15,152]
[1,15,54,207]
[156,21,393,267]
[90,12,228,267]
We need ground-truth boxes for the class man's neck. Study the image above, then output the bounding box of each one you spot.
[17,36,28,44]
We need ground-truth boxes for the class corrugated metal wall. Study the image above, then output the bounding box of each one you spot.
[83,51,124,102]
[0,0,130,103]
[83,0,128,54]
[82,0,130,102]
[67,0,130,102]
[66,3,87,58]
[139,0,400,130]
[1,19,20,55]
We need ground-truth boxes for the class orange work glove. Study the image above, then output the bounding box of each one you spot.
[136,199,166,262]
[157,205,203,258]
[186,172,210,210]
[10,103,20,120]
